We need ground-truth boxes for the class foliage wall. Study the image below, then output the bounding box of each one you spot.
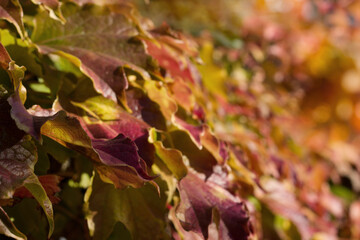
[0,0,360,239]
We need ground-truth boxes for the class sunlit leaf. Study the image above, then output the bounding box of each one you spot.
[0,0,26,39]
[30,0,65,23]
[148,128,187,180]
[32,4,150,106]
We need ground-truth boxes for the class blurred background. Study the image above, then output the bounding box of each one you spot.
[134,0,360,239]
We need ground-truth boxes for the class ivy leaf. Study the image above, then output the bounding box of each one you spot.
[0,42,11,69]
[0,136,55,238]
[144,38,200,85]
[148,128,187,180]
[176,171,251,240]
[31,4,150,106]
[0,42,27,103]
[40,113,155,189]
[8,94,62,142]
[0,136,37,199]
[143,80,178,121]
[71,95,124,121]
[257,178,316,239]
[169,130,217,177]
[92,134,155,182]
[126,88,167,131]
[69,0,131,7]
[22,174,54,237]
[73,95,156,167]
[85,174,170,240]
[0,207,26,240]
[30,0,65,23]
[0,0,26,39]
[14,175,61,204]
[168,205,203,240]
[173,118,229,164]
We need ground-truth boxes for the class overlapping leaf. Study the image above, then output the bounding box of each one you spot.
[1,0,359,239]
[176,171,251,239]
[85,174,169,240]
[0,207,26,240]
[0,0,25,39]
[40,112,155,189]
[31,3,150,106]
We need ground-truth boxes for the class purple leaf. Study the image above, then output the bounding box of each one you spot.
[176,171,251,240]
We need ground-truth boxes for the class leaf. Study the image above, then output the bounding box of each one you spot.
[23,174,54,238]
[69,0,131,6]
[168,205,203,240]
[200,125,229,165]
[173,117,203,149]
[7,61,26,103]
[0,136,55,238]
[30,0,65,23]
[176,170,251,240]
[257,178,316,240]
[0,136,37,199]
[148,128,187,180]
[74,96,156,167]
[40,111,93,149]
[168,78,196,113]
[31,4,150,106]
[0,42,11,69]
[0,42,27,102]
[85,174,169,240]
[143,80,178,121]
[0,207,26,240]
[71,95,124,121]
[125,87,167,131]
[40,112,155,189]
[74,97,150,140]
[173,118,229,164]
[350,201,360,239]
[8,94,62,141]
[197,42,227,97]
[0,0,26,39]
[3,198,49,239]
[14,174,61,204]
[144,38,200,85]
[5,44,43,77]
[169,130,217,177]
[91,134,155,182]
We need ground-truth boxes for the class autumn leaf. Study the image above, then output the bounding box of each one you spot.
[176,170,251,239]
[85,174,169,240]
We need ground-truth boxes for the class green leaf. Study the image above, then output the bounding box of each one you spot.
[85,174,170,240]
[143,80,178,121]
[3,199,49,240]
[32,4,150,106]
[148,128,187,180]
[0,136,54,238]
[0,0,26,39]
[23,174,54,238]
[30,0,65,23]
[5,44,43,77]
[41,111,155,189]
[0,207,26,240]
[71,95,124,121]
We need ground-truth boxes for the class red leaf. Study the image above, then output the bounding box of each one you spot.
[14,175,62,204]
